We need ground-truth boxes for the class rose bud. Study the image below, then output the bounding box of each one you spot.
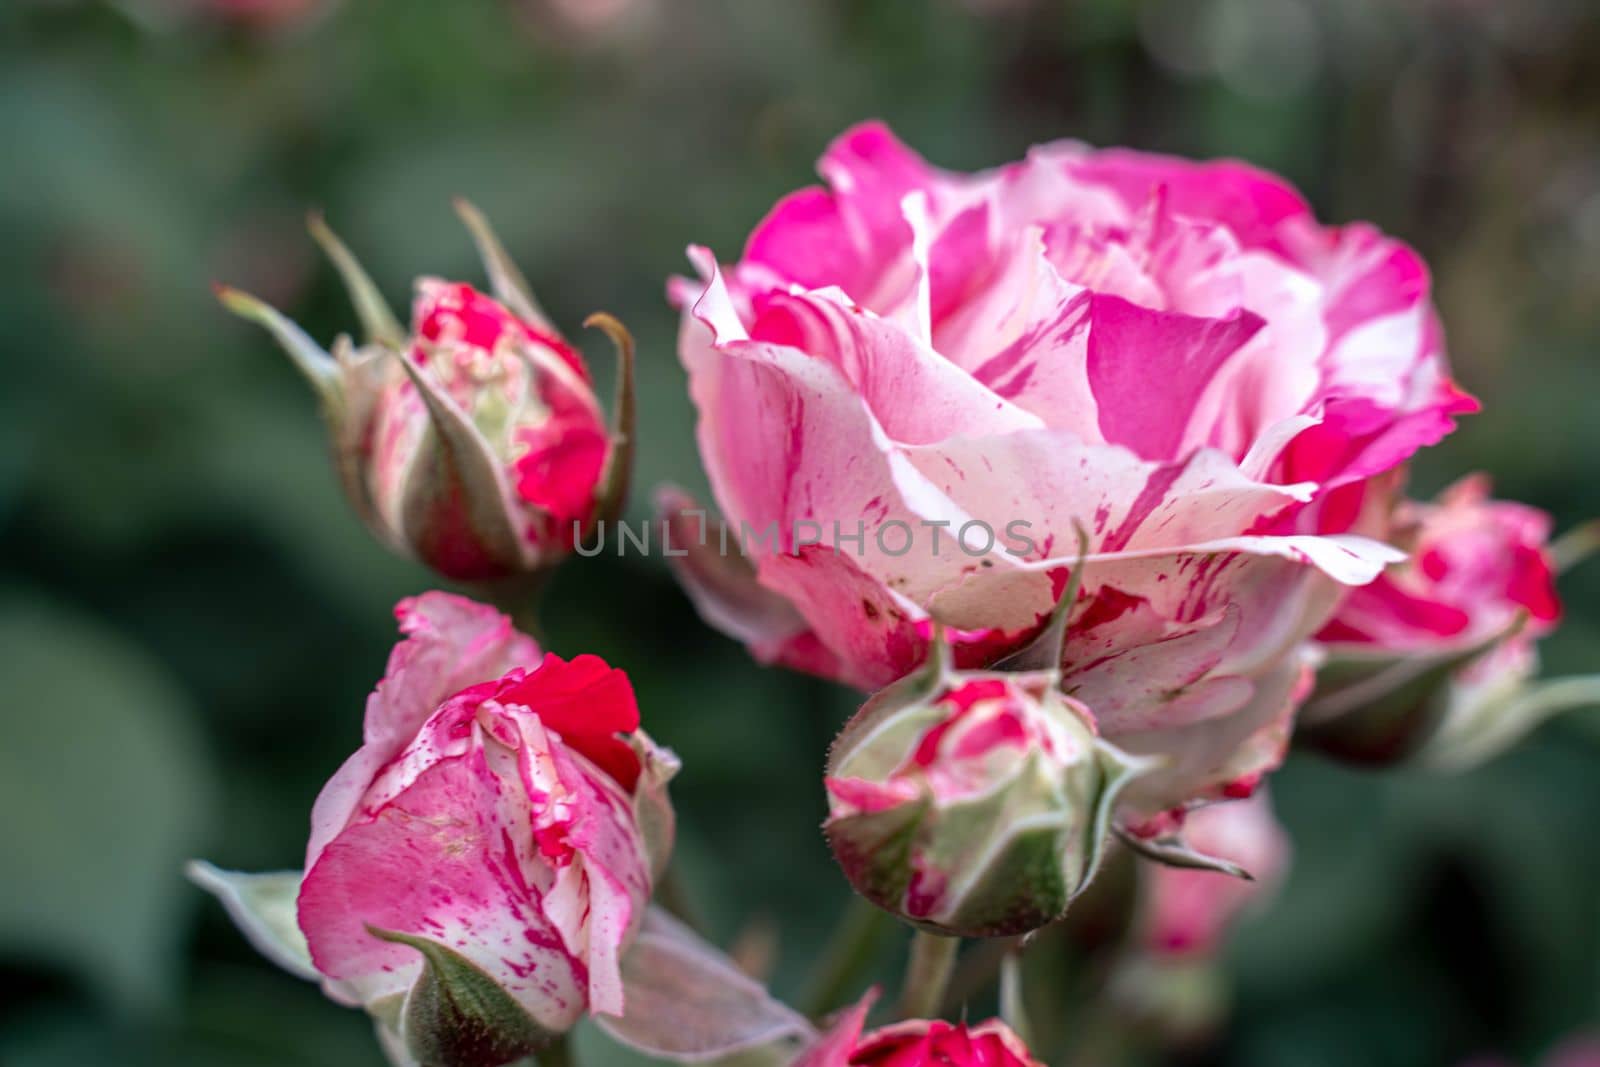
[218,202,632,582]
[824,645,1149,938]
[1301,475,1593,768]
[797,992,1043,1067]
[666,121,1474,827]
[191,593,677,1065]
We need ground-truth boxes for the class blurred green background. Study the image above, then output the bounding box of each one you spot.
[3,1,1599,1065]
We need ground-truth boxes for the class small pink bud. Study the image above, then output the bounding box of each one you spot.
[1303,475,1574,768]
[219,206,630,582]
[825,657,1147,937]
[798,992,1043,1067]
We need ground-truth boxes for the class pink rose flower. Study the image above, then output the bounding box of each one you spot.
[220,206,620,582]
[666,121,1473,817]
[1139,791,1290,958]
[797,992,1043,1067]
[297,592,675,1035]
[1304,475,1568,766]
[1317,474,1560,656]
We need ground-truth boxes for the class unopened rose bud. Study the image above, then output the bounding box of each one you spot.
[1300,475,1590,769]
[218,202,632,582]
[824,653,1148,938]
[192,593,677,1066]
[797,991,1044,1067]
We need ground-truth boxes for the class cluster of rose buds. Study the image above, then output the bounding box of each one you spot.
[193,126,1595,1067]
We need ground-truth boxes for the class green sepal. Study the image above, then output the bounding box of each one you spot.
[583,312,636,530]
[367,927,553,1067]
[454,199,553,331]
[935,816,1070,937]
[827,637,951,779]
[994,522,1090,674]
[825,795,930,917]
[396,349,533,580]
[186,862,316,981]
[1419,673,1600,771]
[216,285,341,406]
[1297,618,1523,767]
[1113,823,1253,880]
[307,212,406,349]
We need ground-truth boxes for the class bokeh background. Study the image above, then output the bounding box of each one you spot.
[4,1,1599,1065]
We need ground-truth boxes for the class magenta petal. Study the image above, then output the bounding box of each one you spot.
[299,754,588,1033]
[1085,293,1264,461]
[306,593,539,867]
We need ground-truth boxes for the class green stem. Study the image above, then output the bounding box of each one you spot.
[999,950,1034,1048]
[478,570,552,645]
[1552,519,1600,574]
[802,896,890,1018]
[898,931,960,1020]
[536,1033,573,1067]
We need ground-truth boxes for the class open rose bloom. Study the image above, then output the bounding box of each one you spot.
[667,121,1475,822]
[1303,475,1584,768]
[192,593,678,1059]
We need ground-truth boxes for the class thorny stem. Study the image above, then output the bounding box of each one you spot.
[803,896,891,1018]
[897,930,960,1020]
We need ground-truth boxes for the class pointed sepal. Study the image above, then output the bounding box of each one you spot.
[1113,823,1254,881]
[453,198,553,332]
[629,728,681,882]
[1297,617,1525,766]
[584,312,636,528]
[994,522,1090,674]
[307,212,406,349]
[1419,674,1600,771]
[395,348,532,580]
[367,926,554,1067]
[216,284,341,405]
[186,862,318,981]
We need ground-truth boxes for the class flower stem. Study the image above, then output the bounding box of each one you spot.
[897,930,959,1020]
[999,949,1034,1048]
[1552,519,1600,574]
[803,896,890,1018]
[478,570,552,646]
[536,1034,573,1067]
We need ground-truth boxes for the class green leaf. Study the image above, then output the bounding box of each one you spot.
[0,593,214,1013]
